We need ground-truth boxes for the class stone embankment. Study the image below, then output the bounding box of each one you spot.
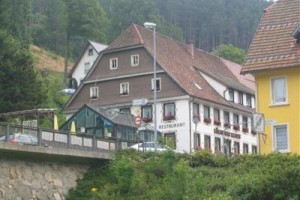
[0,159,88,200]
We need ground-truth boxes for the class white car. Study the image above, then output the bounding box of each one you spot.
[129,142,182,153]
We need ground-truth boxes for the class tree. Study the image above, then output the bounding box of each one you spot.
[0,30,46,113]
[212,44,245,64]
[64,0,108,81]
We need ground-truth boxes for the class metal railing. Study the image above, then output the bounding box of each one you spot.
[0,122,138,152]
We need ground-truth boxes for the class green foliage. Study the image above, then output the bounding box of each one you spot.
[67,152,300,200]
[212,44,246,64]
[0,29,46,113]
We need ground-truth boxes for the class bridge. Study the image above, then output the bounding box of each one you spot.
[0,122,136,161]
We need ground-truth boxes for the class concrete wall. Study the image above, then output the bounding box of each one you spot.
[0,159,89,200]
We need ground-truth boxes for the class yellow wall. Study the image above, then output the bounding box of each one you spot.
[255,67,300,154]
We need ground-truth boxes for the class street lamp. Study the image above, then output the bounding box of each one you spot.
[144,22,157,151]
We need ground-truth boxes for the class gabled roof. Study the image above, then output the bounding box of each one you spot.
[86,104,136,128]
[106,24,254,107]
[68,40,107,77]
[241,0,300,74]
[90,40,108,53]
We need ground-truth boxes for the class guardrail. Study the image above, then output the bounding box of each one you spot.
[0,122,137,152]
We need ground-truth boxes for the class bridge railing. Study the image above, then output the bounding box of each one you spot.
[0,122,138,152]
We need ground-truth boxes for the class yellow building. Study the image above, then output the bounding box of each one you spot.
[241,0,300,154]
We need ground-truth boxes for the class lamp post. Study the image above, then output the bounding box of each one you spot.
[144,22,157,151]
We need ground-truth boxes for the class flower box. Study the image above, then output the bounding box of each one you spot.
[242,127,249,133]
[223,122,231,128]
[251,130,257,135]
[214,121,221,126]
[233,125,240,131]
[164,115,174,121]
[204,118,211,124]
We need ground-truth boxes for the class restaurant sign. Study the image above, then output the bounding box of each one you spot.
[159,122,185,129]
[214,128,241,139]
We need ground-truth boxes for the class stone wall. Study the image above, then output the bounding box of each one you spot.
[0,159,89,200]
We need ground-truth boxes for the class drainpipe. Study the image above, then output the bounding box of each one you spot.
[189,97,193,153]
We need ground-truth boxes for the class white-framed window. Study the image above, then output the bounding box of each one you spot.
[228,89,234,102]
[120,82,129,95]
[243,143,249,154]
[84,62,90,75]
[273,124,289,152]
[110,58,118,70]
[163,102,175,121]
[271,77,287,105]
[90,86,99,99]
[88,48,93,56]
[234,141,240,154]
[238,92,243,105]
[131,54,139,66]
[151,78,161,91]
[142,105,152,123]
[193,103,199,117]
[246,94,252,107]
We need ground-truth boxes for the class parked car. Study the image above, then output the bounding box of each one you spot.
[129,142,182,153]
[0,133,48,147]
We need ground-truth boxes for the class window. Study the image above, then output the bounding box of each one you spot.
[120,82,129,95]
[234,142,240,154]
[233,114,240,131]
[242,116,248,132]
[131,54,139,66]
[246,94,252,107]
[120,107,131,114]
[252,145,257,154]
[151,78,161,91]
[224,139,231,155]
[243,143,249,154]
[238,92,243,105]
[164,132,176,149]
[204,135,211,150]
[213,108,220,125]
[274,125,289,152]
[204,106,211,124]
[88,48,93,56]
[142,105,152,123]
[215,137,221,153]
[271,77,287,104]
[84,62,90,74]
[163,102,175,121]
[194,133,201,150]
[90,86,99,99]
[228,89,234,102]
[110,58,118,69]
[224,111,230,127]
[193,103,199,117]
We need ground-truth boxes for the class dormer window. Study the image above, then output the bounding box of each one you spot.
[228,89,234,102]
[110,58,118,70]
[88,48,93,56]
[131,54,139,66]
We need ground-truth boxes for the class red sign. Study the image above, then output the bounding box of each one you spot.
[134,116,142,126]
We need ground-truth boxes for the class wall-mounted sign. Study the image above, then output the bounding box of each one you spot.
[214,128,241,139]
[159,122,185,129]
[132,98,148,106]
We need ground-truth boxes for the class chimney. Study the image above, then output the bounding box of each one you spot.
[187,41,194,59]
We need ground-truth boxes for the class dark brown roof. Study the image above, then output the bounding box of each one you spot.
[108,24,254,109]
[241,0,300,74]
